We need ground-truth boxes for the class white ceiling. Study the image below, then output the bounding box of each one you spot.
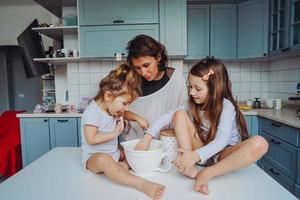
[0,0,36,5]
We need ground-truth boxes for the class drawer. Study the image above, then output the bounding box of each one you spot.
[260,117,299,147]
[259,159,295,194]
[296,184,300,199]
[261,132,297,182]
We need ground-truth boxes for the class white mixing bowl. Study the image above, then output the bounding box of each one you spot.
[121,139,171,174]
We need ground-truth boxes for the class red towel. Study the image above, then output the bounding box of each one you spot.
[0,110,25,177]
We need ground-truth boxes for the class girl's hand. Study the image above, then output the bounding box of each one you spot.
[135,133,152,151]
[174,149,200,171]
[114,116,124,136]
[137,117,149,131]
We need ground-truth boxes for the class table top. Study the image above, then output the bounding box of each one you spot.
[0,147,297,200]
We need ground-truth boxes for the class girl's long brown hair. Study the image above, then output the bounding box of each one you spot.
[93,63,141,102]
[188,59,249,144]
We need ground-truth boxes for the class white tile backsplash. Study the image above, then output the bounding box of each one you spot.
[60,56,300,105]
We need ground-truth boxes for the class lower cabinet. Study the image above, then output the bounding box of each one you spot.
[259,117,300,198]
[296,184,300,199]
[244,115,259,136]
[259,159,295,194]
[20,118,51,167]
[20,117,81,167]
[50,118,79,148]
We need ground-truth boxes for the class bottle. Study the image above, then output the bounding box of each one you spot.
[253,98,261,109]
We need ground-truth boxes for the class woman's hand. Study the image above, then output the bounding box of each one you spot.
[135,133,153,151]
[174,149,200,171]
[136,117,149,131]
[114,116,124,136]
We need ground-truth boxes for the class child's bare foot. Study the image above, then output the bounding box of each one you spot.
[183,165,198,179]
[118,161,129,170]
[139,181,166,200]
[194,170,211,195]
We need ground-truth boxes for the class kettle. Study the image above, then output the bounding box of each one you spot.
[253,98,261,109]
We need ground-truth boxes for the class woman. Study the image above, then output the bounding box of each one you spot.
[123,35,187,148]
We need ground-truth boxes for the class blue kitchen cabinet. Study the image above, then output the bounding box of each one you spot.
[210,4,237,59]
[238,0,269,58]
[20,118,50,167]
[159,0,187,56]
[297,149,300,185]
[259,117,300,196]
[49,118,79,148]
[80,24,159,58]
[187,3,237,59]
[186,4,209,59]
[259,159,295,194]
[245,116,252,136]
[251,116,259,136]
[79,0,158,26]
[290,0,300,49]
[77,117,82,146]
[244,116,259,136]
[269,0,300,53]
[296,184,300,199]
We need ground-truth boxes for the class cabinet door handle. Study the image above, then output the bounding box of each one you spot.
[269,168,280,176]
[57,119,69,123]
[281,48,290,52]
[113,20,124,23]
[44,119,48,122]
[113,53,125,56]
[263,53,267,56]
[270,138,281,145]
[271,123,281,128]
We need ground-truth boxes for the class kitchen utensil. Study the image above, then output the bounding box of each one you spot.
[274,99,282,110]
[160,129,178,163]
[253,98,261,109]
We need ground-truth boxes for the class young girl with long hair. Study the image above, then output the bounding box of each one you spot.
[81,63,165,200]
[143,58,268,195]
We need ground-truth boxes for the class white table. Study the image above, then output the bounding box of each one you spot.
[0,147,297,200]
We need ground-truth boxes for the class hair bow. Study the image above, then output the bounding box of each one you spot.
[202,69,214,81]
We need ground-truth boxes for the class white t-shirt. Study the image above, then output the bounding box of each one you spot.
[147,98,241,163]
[124,68,188,140]
[81,100,120,161]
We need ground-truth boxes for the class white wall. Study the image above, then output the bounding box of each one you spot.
[0,2,53,48]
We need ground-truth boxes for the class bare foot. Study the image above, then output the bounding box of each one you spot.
[183,165,198,179]
[118,161,129,171]
[194,170,211,195]
[139,181,166,200]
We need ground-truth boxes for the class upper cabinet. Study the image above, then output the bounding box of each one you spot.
[187,3,237,59]
[270,0,300,54]
[79,0,187,58]
[238,0,269,58]
[290,0,300,49]
[210,4,237,59]
[159,0,187,56]
[187,4,209,59]
[80,25,159,58]
[79,0,158,26]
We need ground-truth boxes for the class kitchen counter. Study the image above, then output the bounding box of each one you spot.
[17,112,82,118]
[0,147,297,200]
[242,108,300,129]
[17,107,300,129]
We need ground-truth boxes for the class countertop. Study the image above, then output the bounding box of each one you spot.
[0,147,296,200]
[17,108,300,129]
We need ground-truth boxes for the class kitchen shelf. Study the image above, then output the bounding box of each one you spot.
[33,0,77,18]
[34,57,81,65]
[32,26,78,41]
